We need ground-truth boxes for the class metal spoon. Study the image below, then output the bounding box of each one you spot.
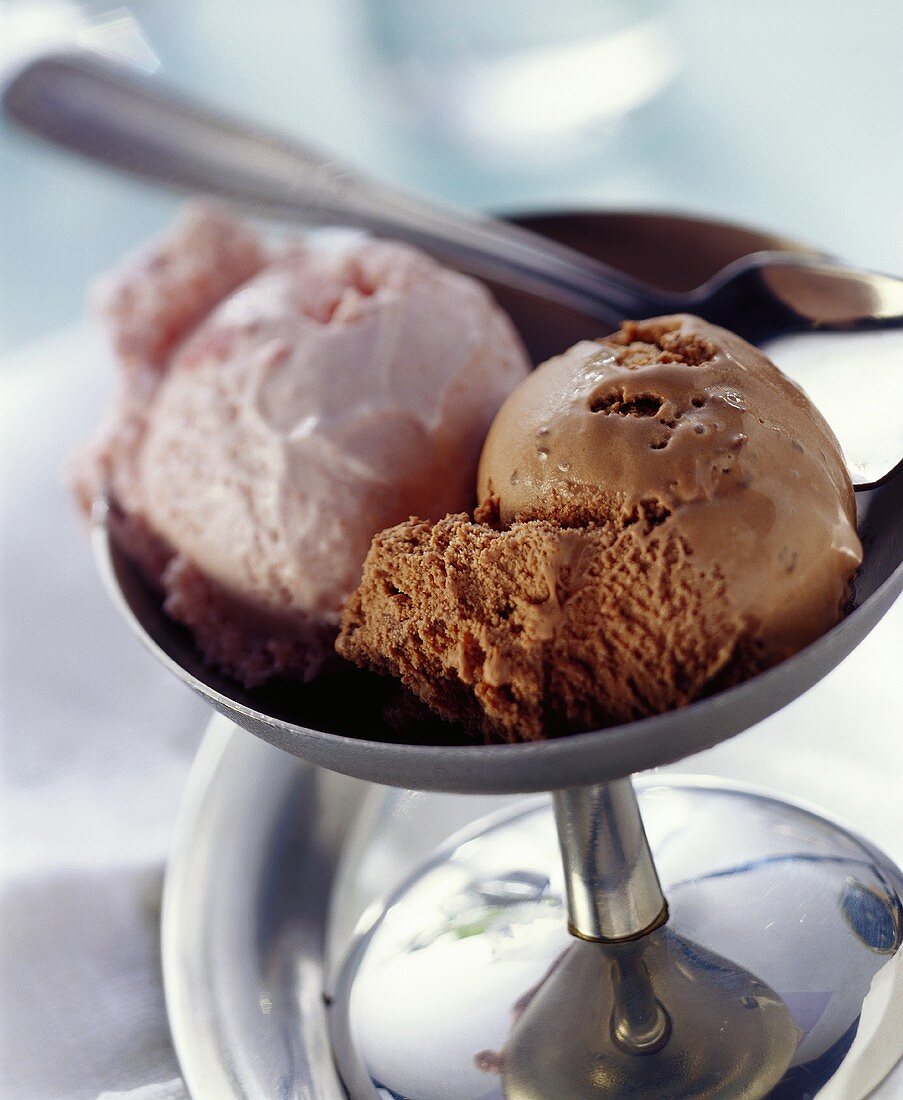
[4,50,903,487]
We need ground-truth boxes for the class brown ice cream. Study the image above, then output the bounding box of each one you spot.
[337,316,862,743]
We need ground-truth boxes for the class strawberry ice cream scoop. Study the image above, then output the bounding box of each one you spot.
[75,204,530,687]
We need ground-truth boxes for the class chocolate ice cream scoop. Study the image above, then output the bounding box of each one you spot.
[478,314,861,665]
[339,316,862,742]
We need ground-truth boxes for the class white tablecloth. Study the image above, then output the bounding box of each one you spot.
[0,329,206,1099]
[1,327,902,1099]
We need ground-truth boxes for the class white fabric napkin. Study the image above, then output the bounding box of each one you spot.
[1,327,902,1099]
[0,329,205,1100]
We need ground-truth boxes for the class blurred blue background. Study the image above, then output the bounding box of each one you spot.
[2,0,902,353]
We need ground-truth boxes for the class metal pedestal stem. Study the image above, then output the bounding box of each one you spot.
[552,780,667,942]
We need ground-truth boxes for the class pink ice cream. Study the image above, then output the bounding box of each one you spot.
[76,204,530,686]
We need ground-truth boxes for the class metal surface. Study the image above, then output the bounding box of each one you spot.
[160,732,903,1100]
[162,715,366,1100]
[553,781,666,941]
[331,779,903,1099]
[162,716,522,1100]
[500,934,799,1099]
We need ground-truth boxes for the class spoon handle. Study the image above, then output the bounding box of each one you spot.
[4,51,668,324]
